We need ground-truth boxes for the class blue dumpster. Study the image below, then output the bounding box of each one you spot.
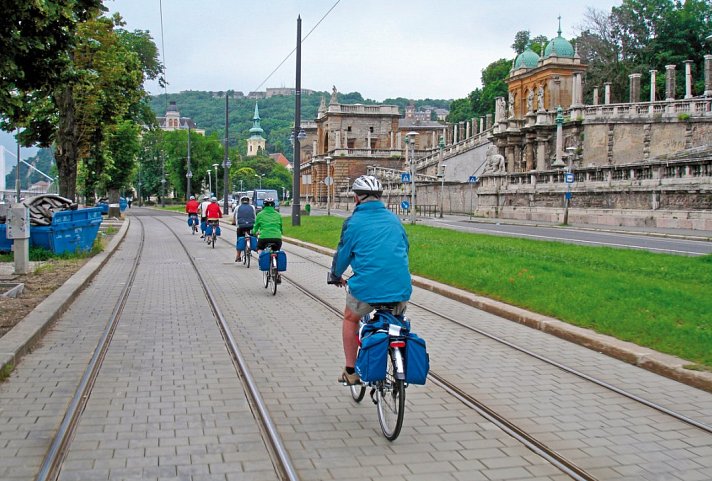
[30,207,103,255]
[97,198,127,215]
[0,224,12,253]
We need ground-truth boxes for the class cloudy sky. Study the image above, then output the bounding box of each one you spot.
[107,0,622,101]
[3,0,622,161]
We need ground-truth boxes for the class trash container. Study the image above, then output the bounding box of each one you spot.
[30,207,103,255]
[304,203,311,215]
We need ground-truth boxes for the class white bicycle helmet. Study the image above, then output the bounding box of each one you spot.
[263,197,276,207]
[210,196,217,202]
[203,194,209,200]
[241,196,250,203]
[189,195,195,200]
[352,175,383,198]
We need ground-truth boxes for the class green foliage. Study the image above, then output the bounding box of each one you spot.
[0,363,13,383]
[285,216,712,367]
[447,58,510,123]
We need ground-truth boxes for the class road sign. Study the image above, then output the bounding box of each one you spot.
[565,173,575,183]
[324,176,333,186]
[401,200,410,210]
[468,176,478,183]
[401,173,411,183]
[565,191,572,200]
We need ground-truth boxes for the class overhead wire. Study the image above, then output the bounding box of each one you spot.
[251,0,341,94]
[159,0,168,113]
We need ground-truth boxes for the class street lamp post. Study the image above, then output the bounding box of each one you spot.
[15,128,21,203]
[186,123,192,199]
[239,179,244,192]
[438,135,445,218]
[223,93,231,213]
[563,147,576,225]
[324,156,332,216]
[439,163,447,219]
[405,131,418,225]
[160,151,166,208]
[207,170,212,195]
[255,174,264,189]
[212,163,219,197]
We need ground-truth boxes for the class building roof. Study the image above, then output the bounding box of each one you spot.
[269,153,291,169]
[543,18,574,58]
[514,46,540,69]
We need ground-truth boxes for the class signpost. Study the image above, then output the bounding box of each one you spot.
[468,176,478,218]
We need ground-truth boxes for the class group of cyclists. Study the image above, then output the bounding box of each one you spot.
[185,193,283,257]
[184,175,411,387]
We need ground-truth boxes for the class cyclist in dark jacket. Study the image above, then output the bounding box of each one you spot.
[234,196,255,262]
[330,175,412,385]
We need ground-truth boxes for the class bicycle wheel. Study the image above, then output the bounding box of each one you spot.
[211,232,216,248]
[350,384,366,402]
[262,268,269,288]
[243,244,250,268]
[376,349,405,441]
[270,264,278,295]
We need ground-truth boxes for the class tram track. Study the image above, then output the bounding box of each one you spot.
[36,216,299,481]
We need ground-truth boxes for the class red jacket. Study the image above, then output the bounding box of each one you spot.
[205,202,222,219]
[185,199,200,214]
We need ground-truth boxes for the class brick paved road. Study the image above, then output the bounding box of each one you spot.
[1,209,711,481]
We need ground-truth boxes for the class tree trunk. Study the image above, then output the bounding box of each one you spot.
[55,85,79,201]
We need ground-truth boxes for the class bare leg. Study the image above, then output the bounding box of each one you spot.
[342,307,361,367]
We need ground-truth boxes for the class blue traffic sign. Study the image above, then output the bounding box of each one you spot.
[401,200,410,210]
[565,191,572,200]
[565,173,575,184]
[468,176,478,183]
[401,173,411,183]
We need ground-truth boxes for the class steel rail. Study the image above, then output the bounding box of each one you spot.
[37,218,145,481]
[278,242,712,435]
[157,217,300,481]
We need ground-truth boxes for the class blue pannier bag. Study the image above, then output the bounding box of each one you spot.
[356,331,388,382]
[258,251,270,271]
[187,216,197,226]
[250,235,258,250]
[405,333,429,385]
[277,251,287,271]
[236,236,246,251]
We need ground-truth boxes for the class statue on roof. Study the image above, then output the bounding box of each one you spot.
[508,92,515,118]
[537,85,545,111]
[330,85,338,104]
[527,88,534,113]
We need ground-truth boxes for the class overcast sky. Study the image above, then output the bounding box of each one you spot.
[3,0,623,162]
[107,0,622,101]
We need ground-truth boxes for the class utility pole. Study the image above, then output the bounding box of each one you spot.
[223,93,231,213]
[160,151,166,208]
[15,128,21,203]
[186,123,192,199]
[291,15,303,226]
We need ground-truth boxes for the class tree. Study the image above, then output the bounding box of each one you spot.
[0,0,103,127]
[103,120,141,201]
[511,30,530,54]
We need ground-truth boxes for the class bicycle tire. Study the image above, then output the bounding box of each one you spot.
[263,268,269,288]
[376,349,405,441]
[350,384,366,402]
[270,264,278,295]
[243,242,250,268]
[211,232,216,248]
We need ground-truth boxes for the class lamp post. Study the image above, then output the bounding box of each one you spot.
[160,151,166,208]
[438,135,445,218]
[324,156,332,216]
[563,147,576,225]
[15,128,21,203]
[212,163,219,197]
[439,164,447,219]
[223,93,231,213]
[405,131,418,225]
[239,179,244,192]
[186,123,192,199]
[255,173,264,189]
[207,169,212,195]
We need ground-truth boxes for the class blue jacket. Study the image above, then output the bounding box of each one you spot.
[331,200,412,304]
[236,203,255,227]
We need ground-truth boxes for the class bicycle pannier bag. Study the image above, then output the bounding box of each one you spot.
[356,331,388,382]
[277,251,287,271]
[258,251,270,271]
[236,236,246,251]
[250,235,258,250]
[404,333,429,385]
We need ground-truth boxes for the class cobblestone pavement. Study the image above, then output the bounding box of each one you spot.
[1,210,711,481]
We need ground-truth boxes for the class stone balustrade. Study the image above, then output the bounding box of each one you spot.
[579,98,711,120]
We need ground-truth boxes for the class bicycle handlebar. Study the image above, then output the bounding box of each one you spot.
[326,272,343,285]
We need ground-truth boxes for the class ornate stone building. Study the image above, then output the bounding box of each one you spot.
[246,103,266,156]
[157,101,205,135]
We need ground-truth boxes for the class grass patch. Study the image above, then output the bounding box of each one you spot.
[284,216,712,368]
[159,205,186,212]
[0,240,103,264]
[0,363,14,382]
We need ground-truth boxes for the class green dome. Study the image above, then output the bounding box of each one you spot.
[544,35,574,57]
[514,47,540,69]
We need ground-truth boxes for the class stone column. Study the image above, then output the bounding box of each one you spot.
[312,140,317,157]
[593,86,599,105]
[431,131,436,149]
[571,72,583,107]
[366,130,372,155]
[665,64,676,100]
[485,114,492,130]
[390,131,394,149]
[571,74,578,108]
[604,82,612,104]
[453,123,458,144]
[684,60,693,99]
[649,70,657,102]
[705,55,712,96]
[629,73,641,103]
[335,129,341,149]
[479,117,484,133]
[466,120,471,139]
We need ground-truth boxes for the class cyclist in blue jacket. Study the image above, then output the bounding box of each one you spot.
[330,175,412,385]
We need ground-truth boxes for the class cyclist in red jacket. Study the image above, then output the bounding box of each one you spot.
[185,195,200,231]
[204,197,223,239]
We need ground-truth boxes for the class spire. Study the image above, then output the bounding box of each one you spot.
[557,15,562,37]
[249,102,264,138]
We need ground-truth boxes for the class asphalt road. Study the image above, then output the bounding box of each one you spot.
[294,206,712,256]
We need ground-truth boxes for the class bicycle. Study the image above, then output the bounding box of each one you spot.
[206,219,219,248]
[260,243,281,295]
[242,232,252,268]
[327,275,409,441]
[188,213,199,235]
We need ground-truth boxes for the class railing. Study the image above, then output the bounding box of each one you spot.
[579,98,711,120]
[413,127,494,172]
[387,203,438,218]
[326,104,400,115]
[367,165,436,182]
[476,156,712,190]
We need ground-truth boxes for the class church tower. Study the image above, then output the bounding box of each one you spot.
[246,103,266,156]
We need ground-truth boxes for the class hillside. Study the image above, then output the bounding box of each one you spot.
[148,91,450,161]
